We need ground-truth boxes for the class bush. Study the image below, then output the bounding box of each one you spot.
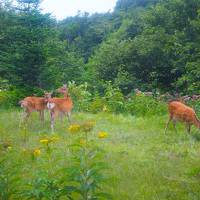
[89,93,106,113]
[0,87,45,109]
[104,83,125,113]
[0,89,23,108]
[68,81,92,112]
[125,94,167,116]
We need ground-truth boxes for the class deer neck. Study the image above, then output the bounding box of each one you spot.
[63,92,68,98]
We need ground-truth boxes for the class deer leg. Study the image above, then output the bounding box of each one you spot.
[172,120,177,133]
[164,116,172,134]
[59,112,65,121]
[66,111,71,123]
[39,110,44,122]
[20,110,29,124]
[24,110,30,122]
[50,111,55,132]
[186,124,191,134]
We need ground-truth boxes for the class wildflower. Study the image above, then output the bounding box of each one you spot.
[81,121,96,132]
[33,149,41,157]
[98,131,108,139]
[68,124,81,134]
[40,139,49,145]
[80,139,86,146]
[50,136,59,142]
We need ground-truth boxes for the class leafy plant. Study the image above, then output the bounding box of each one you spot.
[0,155,21,200]
[104,82,125,113]
[68,81,92,112]
[63,122,112,200]
[22,175,62,200]
[125,94,166,116]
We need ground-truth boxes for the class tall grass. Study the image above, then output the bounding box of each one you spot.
[0,109,200,199]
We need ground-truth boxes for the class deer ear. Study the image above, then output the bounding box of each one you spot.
[63,84,67,89]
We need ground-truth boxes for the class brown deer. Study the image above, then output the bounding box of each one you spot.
[45,84,73,131]
[19,92,49,122]
[165,101,200,134]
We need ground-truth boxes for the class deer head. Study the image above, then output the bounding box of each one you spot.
[56,84,68,96]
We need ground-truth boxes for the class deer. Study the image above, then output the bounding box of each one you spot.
[19,92,50,122]
[45,84,73,131]
[164,100,200,134]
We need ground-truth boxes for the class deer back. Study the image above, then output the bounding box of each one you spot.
[168,101,198,124]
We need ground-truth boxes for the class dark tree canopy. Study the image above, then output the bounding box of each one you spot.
[0,0,200,97]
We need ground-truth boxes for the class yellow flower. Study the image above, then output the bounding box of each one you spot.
[50,136,59,142]
[40,139,49,145]
[81,121,95,132]
[33,149,41,157]
[98,131,108,139]
[80,139,86,146]
[68,124,81,134]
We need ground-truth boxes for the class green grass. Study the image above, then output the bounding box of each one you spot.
[1,110,200,199]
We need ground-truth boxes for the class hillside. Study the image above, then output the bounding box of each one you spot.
[0,0,200,105]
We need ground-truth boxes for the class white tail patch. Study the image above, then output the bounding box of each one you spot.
[47,102,55,109]
[20,100,28,108]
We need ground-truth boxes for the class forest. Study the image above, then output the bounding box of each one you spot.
[1,0,200,107]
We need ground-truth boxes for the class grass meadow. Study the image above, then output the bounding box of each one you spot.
[1,109,200,199]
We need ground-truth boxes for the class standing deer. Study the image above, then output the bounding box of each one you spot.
[19,92,49,122]
[165,101,200,134]
[45,84,73,131]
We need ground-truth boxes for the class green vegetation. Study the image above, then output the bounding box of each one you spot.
[1,0,200,104]
[1,109,200,199]
[1,0,200,199]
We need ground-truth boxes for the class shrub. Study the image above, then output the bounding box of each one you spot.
[125,94,167,116]
[0,86,45,109]
[0,89,24,108]
[104,83,125,113]
[68,81,92,112]
[89,93,106,113]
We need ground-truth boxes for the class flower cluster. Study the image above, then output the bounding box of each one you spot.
[40,139,49,145]
[68,124,81,134]
[79,139,87,146]
[81,121,96,132]
[98,131,108,139]
[33,148,41,157]
[39,136,59,145]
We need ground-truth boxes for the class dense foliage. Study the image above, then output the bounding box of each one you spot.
[0,0,200,107]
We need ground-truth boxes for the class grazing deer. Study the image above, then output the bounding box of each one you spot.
[45,84,73,131]
[19,93,49,122]
[165,101,200,134]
